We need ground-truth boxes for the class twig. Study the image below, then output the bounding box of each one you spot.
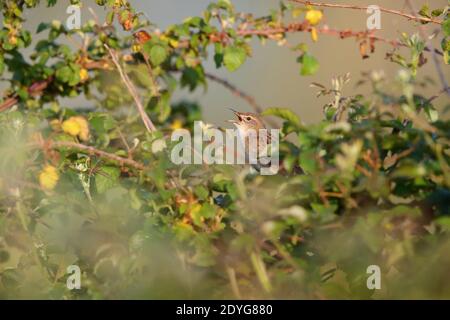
[1,77,53,112]
[46,140,145,170]
[320,191,345,198]
[356,164,372,177]
[116,126,134,159]
[142,53,161,97]
[290,0,443,25]
[0,97,18,112]
[0,59,111,113]
[238,23,443,56]
[204,72,277,128]
[1,22,443,113]
[316,26,442,56]
[205,72,263,114]
[404,0,450,97]
[105,44,157,132]
[226,266,242,299]
[426,88,447,104]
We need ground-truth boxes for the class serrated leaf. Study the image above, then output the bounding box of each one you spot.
[194,185,209,200]
[55,66,72,83]
[149,44,167,66]
[299,53,319,76]
[224,46,246,72]
[95,166,120,194]
[199,203,216,219]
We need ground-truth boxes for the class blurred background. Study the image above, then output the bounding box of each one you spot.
[2,0,446,126]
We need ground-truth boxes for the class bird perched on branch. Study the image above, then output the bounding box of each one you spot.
[227,108,274,173]
[227,108,303,175]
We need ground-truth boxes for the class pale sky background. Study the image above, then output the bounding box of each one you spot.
[3,0,449,126]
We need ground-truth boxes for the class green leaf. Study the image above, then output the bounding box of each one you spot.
[442,38,450,64]
[299,149,317,173]
[106,11,115,25]
[129,64,153,87]
[444,50,450,65]
[0,55,4,75]
[431,9,443,17]
[55,66,72,83]
[311,203,338,223]
[224,46,246,72]
[418,4,430,18]
[180,67,204,91]
[217,0,233,10]
[299,53,319,76]
[89,113,116,134]
[392,162,426,179]
[424,105,439,122]
[149,45,168,66]
[37,22,50,33]
[95,166,120,194]
[68,64,81,86]
[435,216,450,231]
[214,53,223,68]
[194,185,209,200]
[147,91,171,122]
[262,107,301,127]
[199,203,216,219]
[443,18,450,37]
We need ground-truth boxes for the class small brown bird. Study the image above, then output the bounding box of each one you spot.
[227,109,303,175]
[227,108,272,170]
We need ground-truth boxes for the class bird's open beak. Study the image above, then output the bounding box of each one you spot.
[227,108,241,123]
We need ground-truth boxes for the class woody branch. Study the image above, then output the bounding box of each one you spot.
[290,0,443,25]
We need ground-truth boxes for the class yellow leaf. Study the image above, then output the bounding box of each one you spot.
[169,39,179,48]
[39,165,59,191]
[306,9,323,26]
[62,117,81,137]
[132,44,142,53]
[62,116,89,141]
[311,27,318,42]
[79,68,89,82]
[170,119,183,130]
[9,36,17,45]
[74,116,89,141]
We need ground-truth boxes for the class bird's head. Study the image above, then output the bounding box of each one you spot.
[227,108,266,131]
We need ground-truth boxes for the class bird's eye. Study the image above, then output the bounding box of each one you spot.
[246,117,251,121]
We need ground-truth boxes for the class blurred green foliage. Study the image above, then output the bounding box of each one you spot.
[0,0,449,299]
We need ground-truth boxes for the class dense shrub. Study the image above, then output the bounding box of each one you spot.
[0,0,449,299]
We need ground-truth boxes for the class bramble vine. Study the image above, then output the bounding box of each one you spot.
[0,0,449,299]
